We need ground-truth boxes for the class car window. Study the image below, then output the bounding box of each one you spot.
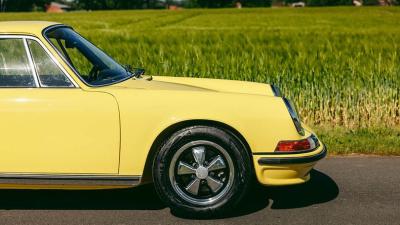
[45,27,132,86]
[0,38,36,87]
[27,39,73,87]
[50,38,93,76]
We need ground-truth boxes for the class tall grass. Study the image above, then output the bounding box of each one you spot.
[1,7,399,130]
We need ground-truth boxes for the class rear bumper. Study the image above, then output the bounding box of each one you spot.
[258,145,327,165]
[253,143,327,186]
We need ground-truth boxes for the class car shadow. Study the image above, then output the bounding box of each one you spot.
[0,170,338,217]
[0,183,165,210]
[178,169,339,219]
[266,169,340,210]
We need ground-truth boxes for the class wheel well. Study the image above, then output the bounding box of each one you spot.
[140,120,253,183]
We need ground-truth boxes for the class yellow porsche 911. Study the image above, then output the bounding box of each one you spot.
[0,21,326,215]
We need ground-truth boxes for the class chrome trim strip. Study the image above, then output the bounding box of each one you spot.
[0,174,141,186]
[23,38,40,87]
[0,34,78,88]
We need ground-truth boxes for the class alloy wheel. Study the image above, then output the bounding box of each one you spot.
[169,140,235,206]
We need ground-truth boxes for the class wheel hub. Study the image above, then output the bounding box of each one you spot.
[195,166,208,179]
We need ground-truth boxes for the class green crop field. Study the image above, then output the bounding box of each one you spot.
[1,7,399,154]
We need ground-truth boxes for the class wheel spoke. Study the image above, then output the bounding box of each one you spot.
[207,155,226,171]
[185,178,201,195]
[192,146,206,166]
[206,176,224,193]
[177,161,196,175]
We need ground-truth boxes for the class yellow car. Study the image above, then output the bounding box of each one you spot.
[0,21,326,215]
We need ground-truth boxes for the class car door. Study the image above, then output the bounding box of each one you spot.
[0,36,120,174]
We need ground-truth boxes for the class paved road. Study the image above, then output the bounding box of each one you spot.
[0,157,399,225]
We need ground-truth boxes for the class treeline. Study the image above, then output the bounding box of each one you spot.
[0,0,273,11]
[190,0,271,7]
[284,0,396,6]
[60,0,272,9]
[0,0,397,12]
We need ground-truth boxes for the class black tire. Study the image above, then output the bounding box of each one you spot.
[152,125,252,217]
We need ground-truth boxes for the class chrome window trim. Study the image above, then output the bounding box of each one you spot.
[22,38,40,87]
[271,84,282,97]
[283,97,305,136]
[0,34,78,88]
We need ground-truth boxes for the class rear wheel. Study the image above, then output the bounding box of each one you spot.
[152,125,252,217]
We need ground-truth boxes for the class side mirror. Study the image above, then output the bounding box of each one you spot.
[134,68,145,76]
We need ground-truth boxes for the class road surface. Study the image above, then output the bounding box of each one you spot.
[0,156,398,225]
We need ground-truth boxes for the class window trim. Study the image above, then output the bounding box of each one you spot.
[0,35,78,88]
[23,38,40,87]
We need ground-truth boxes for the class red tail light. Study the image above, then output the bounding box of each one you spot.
[275,135,318,152]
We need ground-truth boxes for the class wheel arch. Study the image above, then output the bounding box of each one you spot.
[140,119,253,183]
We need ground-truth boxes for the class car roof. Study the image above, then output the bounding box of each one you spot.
[0,21,61,35]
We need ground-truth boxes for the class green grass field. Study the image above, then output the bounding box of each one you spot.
[1,7,399,154]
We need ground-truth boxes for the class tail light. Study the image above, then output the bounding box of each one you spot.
[275,135,319,153]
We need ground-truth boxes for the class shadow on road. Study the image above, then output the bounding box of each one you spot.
[266,169,339,209]
[0,170,338,217]
[0,183,165,210]
[179,169,339,219]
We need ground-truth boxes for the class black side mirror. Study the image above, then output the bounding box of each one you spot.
[133,68,145,76]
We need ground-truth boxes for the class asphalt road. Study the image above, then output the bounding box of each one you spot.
[0,156,399,225]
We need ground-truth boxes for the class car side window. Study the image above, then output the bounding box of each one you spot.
[27,39,73,87]
[0,38,36,87]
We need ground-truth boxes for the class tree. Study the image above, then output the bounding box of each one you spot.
[2,0,53,12]
[305,0,352,6]
[191,0,271,8]
[241,0,272,7]
[77,0,161,10]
